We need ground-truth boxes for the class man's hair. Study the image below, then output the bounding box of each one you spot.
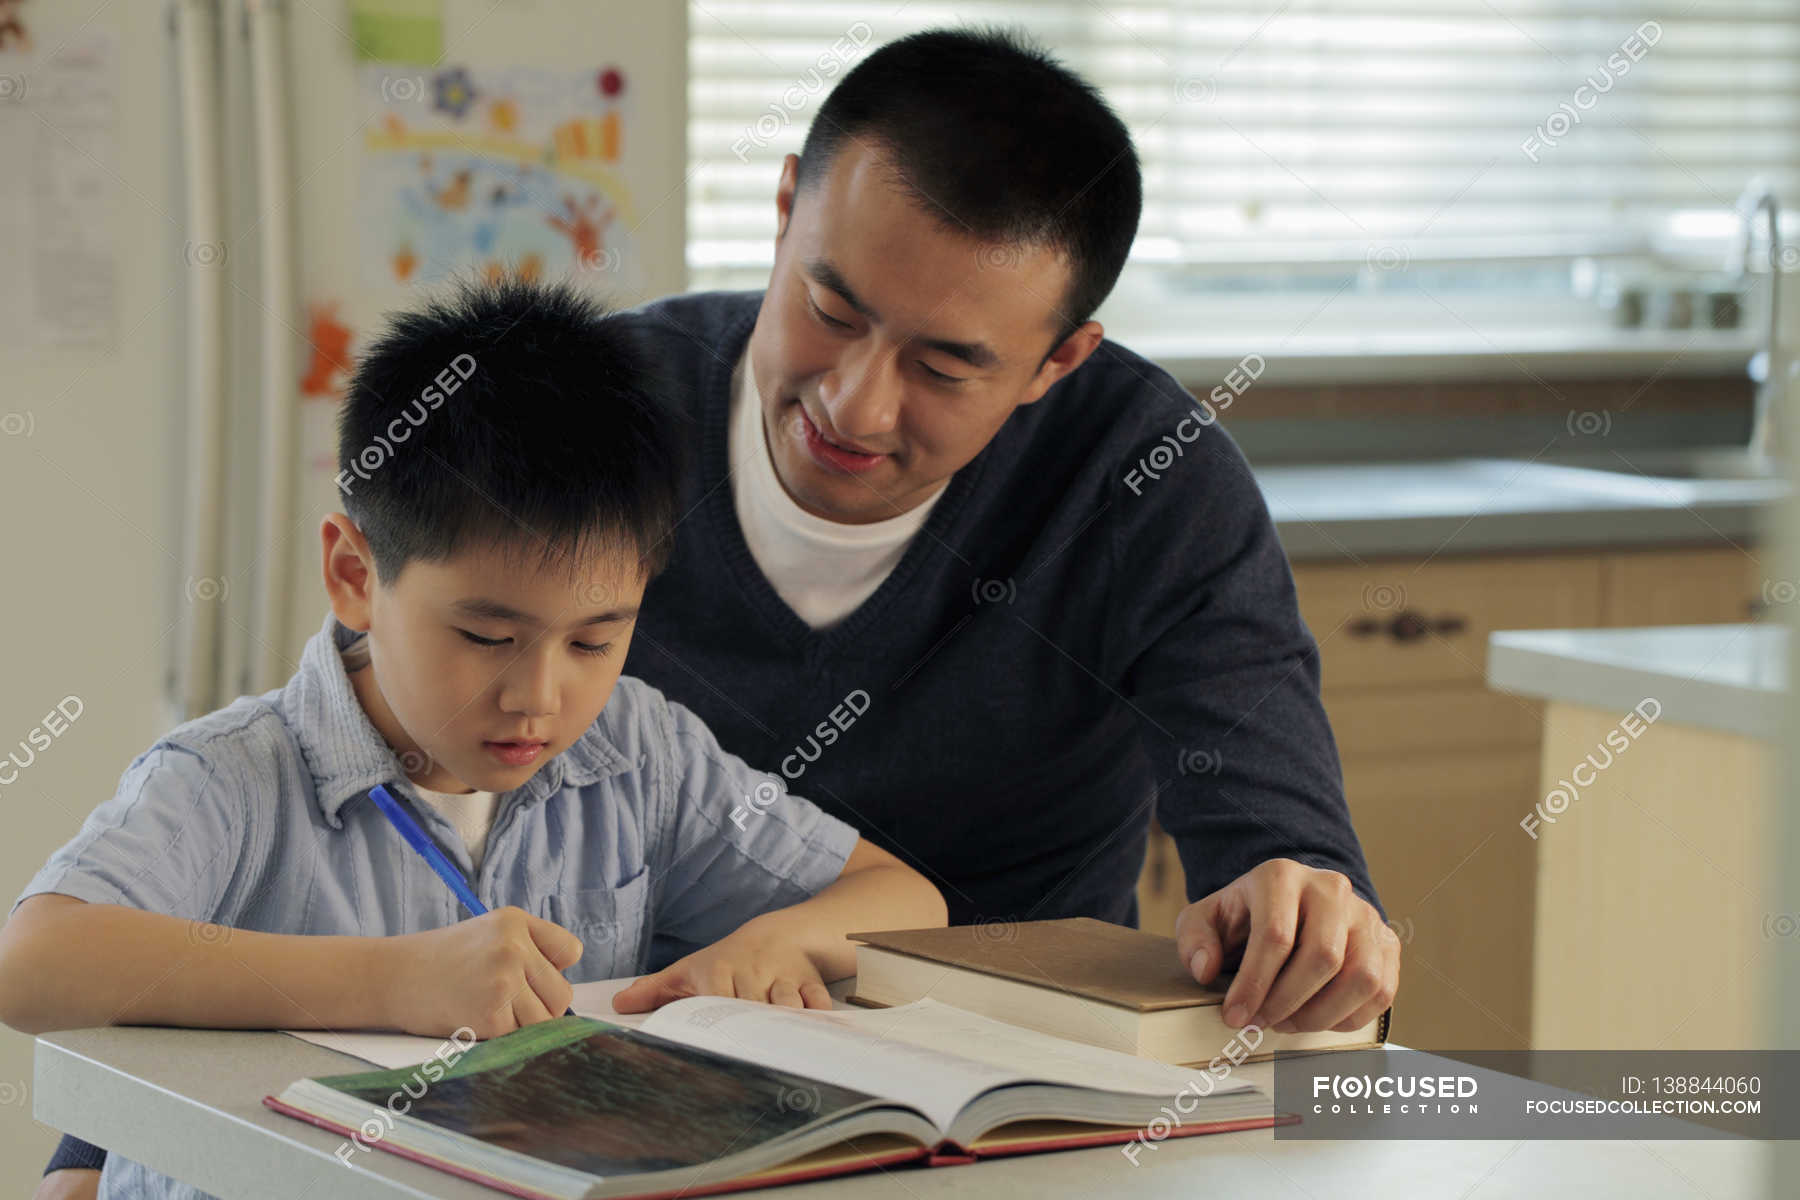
[336,277,685,587]
[795,27,1141,345]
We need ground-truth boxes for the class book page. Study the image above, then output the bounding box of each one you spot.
[641,996,1021,1134]
[281,977,861,1069]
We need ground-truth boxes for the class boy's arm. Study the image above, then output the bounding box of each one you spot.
[0,894,582,1037]
[613,835,945,1012]
[1,741,583,1038]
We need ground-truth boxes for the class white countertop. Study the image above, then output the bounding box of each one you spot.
[1258,456,1783,560]
[1487,623,1786,740]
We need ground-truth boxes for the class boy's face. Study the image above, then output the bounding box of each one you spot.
[322,515,647,795]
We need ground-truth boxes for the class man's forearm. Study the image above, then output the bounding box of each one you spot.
[738,864,947,981]
[0,897,394,1034]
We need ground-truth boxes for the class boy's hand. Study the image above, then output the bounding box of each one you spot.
[611,922,832,1013]
[388,907,583,1038]
[33,1169,99,1200]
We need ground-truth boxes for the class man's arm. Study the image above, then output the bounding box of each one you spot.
[613,836,946,1011]
[1107,418,1397,1035]
[0,894,582,1037]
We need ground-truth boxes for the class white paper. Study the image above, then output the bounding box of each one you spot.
[0,29,117,347]
[280,976,854,1069]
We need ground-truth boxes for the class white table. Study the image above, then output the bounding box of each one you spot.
[33,1024,1772,1199]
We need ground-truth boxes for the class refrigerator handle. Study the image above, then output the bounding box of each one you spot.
[246,0,299,693]
[172,0,229,719]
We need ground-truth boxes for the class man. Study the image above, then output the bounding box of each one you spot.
[625,27,1398,1031]
[39,27,1397,1197]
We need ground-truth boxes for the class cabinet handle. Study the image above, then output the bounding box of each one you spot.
[1348,610,1468,642]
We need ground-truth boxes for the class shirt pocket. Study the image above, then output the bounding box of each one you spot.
[540,867,650,982]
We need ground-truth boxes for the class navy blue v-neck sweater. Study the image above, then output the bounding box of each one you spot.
[628,290,1380,935]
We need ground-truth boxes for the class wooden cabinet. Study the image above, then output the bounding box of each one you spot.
[1529,705,1771,1050]
[1133,542,1763,1051]
[1292,554,1606,690]
[1600,547,1765,627]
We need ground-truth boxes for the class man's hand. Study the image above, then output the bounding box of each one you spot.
[611,920,833,1013]
[1174,858,1398,1034]
[388,907,583,1038]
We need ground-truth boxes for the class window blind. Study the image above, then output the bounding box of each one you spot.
[689,2,1800,290]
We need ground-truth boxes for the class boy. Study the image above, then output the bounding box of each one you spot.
[0,279,946,1200]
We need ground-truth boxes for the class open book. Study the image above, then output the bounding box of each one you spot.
[267,992,1285,1200]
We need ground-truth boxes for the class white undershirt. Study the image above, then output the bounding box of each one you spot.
[340,635,498,872]
[413,784,499,874]
[728,352,945,629]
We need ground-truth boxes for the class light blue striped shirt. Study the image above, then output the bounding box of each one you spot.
[17,610,860,1200]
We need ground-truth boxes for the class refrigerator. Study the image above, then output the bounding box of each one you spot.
[0,0,688,1178]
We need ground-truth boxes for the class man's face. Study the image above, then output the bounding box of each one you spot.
[325,518,647,795]
[747,141,1101,525]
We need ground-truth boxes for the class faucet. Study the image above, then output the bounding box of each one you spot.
[1728,179,1785,462]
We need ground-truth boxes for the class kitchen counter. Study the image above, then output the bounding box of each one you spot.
[1483,622,1781,1051]
[1259,456,1784,560]
[1487,623,1784,741]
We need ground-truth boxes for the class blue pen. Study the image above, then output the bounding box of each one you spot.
[367,783,577,1017]
[368,783,488,917]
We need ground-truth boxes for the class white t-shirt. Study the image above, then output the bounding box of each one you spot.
[728,352,945,629]
[340,634,498,873]
[412,783,499,874]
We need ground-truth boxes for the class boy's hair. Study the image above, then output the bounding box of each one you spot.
[335,278,685,587]
[795,27,1141,345]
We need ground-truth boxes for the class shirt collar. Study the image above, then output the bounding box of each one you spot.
[282,610,632,828]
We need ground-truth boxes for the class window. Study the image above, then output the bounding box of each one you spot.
[689,3,1800,343]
